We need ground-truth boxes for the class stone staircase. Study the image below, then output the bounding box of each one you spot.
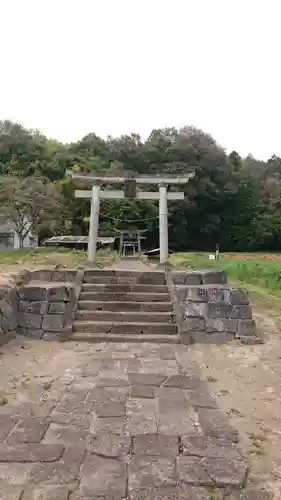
[72,270,179,343]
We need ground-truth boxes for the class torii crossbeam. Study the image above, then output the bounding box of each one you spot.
[67,172,194,263]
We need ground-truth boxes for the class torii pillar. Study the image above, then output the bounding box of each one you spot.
[159,182,168,263]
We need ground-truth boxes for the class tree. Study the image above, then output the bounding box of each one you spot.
[0,177,64,247]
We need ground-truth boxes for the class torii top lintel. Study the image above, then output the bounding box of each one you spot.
[67,171,195,185]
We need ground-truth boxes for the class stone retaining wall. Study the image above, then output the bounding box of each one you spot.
[167,269,260,344]
[0,268,84,343]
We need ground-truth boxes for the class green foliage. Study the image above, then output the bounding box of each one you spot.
[1,119,281,252]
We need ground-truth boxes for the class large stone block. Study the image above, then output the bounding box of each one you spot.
[237,319,256,336]
[181,286,209,302]
[171,272,202,286]
[46,286,74,302]
[52,270,77,282]
[29,270,53,281]
[230,305,252,319]
[200,269,227,285]
[206,318,238,333]
[48,302,66,314]
[19,301,48,314]
[42,314,65,332]
[183,302,208,317]
[18,313,43,329]
[184,317,206,331]
[18,286,47,301]
[207,302,232,318]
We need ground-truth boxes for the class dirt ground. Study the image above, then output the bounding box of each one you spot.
[0,297,281,496]
[187,307,281,499]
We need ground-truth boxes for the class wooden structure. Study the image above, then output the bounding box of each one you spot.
[67,172,194,263]
[114,229,147,256]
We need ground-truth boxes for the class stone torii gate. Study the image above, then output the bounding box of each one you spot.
[68,172,194,263]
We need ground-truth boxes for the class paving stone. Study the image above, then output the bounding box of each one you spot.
[130,385,155,399]
[91,416,126,434]
[0,463,32,484]
[0,485,24,500]
[0,416,18,442]
[42,423,88,446]
[49,410,90,429]
[164,374,204,390]
[128,373,167,386]
[126,413,158,434]
[96,377,129,387]
[181,434,242,460]
[21,486,71,500]
[128,485,215,500]
[0,443,64,462]
[133,433,179,457]
[177,456,213,486]
[88,386,129,403]
[87,433,131,458]
[128,456,177,490]
[203,457,248,488]
[184,389,217,409]
[7,418,50,444]
[94,401,125,417]
[28,462,80,485]
[60,444,86,466]
[55,389,92,413]
[198,409,239,443]
[80,454,126,497]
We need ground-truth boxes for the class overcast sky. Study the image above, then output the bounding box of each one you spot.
[0,0,280,160]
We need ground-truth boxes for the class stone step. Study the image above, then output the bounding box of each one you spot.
[83,270,166,285]
[81,283,168,293]
[70,333,181,344]
[83,276,167,285]
[76,310,173,323]
[79,292,171,302]
[73,320,177,335]
[78,301,173,312]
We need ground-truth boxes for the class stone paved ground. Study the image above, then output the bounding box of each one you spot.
[0,338,271,500]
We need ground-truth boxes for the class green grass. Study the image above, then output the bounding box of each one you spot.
[0,247,118,271]
[170,252,281,297]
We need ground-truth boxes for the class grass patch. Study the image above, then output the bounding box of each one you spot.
[0,247,118,273]
[169,252,281,297]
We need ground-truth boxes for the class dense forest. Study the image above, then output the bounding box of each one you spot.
[0,119,280,252]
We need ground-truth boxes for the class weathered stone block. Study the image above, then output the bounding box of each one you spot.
[133,434,179,457]
[206,318,238,333]
[47,286,72,302]
[200,270,227,285]
[237,319,256,336]
[30,270,53,281]
[227,288,249,305]
[0,443,64,462]
[177,456,213,485]
[87,434,131,458]
[203,456,248,488]
[207,302,232,318]
[128,456,177,490]
[42,314,65,332]
[80,454,126,497]
[19,301,48,314]
[183,302,208,317]
[52,270,76,282]
[18,286,47,301]
[184,317,205,331]
[48,302,66,314]
[182,286,209,302]
[18,313,43,329]
[230,305,252,319]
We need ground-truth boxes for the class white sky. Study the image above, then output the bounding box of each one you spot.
[0,0,280,160]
